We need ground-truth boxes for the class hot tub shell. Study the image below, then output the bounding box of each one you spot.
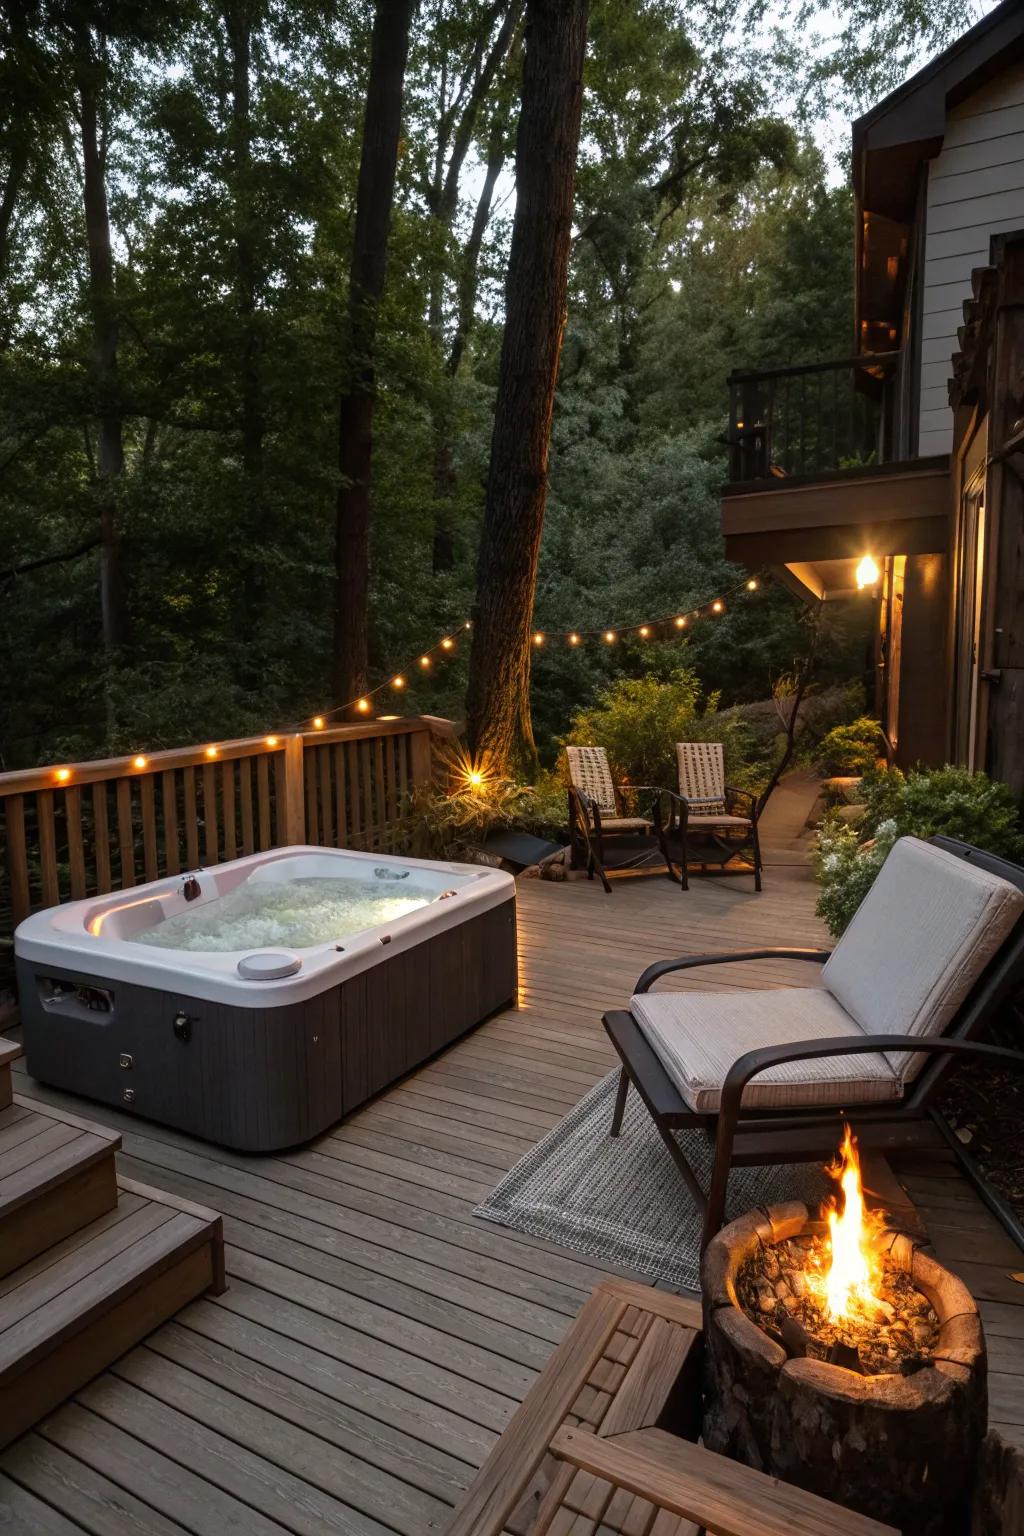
[15,846,517,1152]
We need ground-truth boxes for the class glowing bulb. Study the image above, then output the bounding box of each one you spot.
[356,698,370,713]
[419,656,430,668]
[392,675,405,690]
[54,767,71,783]
[464,621,472,630]
[674,616,686,629]
[568,633,580,646]
[312,716,325,730]
[533,632,544,646]
[441,638,454,651]
[639,626,649,638]
[856,554,880,590]
[712,600,724,614]
[468,770,483,787]
[747,578,758,591]
[266,735,279,747]
[132,755,147,770]
[205,746,218,759]
[604,630,616,644]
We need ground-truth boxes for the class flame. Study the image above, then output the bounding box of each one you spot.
[823,1125,884,1320]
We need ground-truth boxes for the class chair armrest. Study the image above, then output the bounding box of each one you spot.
[725,784,757,816]
[635,948,831,994]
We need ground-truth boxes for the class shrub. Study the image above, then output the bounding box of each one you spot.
[815,715,883,777]
[814,765,1024,936]
[560,669,762,792]
[413,761,568,861]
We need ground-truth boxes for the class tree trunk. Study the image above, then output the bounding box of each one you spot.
[76,29,125,657]
[464,0,588,774]
[224,4,262,487]
[0,140,27,288]
[332,0,414,704]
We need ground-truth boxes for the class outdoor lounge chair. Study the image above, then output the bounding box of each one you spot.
[566,746,661,893]
[602,835,1024,1246]
[654,740,762,890]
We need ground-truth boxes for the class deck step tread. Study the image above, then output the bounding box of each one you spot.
[0,1040,22,1072]
[0,1196,215,1380]
[0,1104,118,1216]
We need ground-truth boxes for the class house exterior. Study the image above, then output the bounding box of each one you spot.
[721,0,1024,795]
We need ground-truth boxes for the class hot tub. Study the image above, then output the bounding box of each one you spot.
[15,846,516,1151]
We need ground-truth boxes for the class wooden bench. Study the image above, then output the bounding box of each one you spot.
[446,1277,898,1536]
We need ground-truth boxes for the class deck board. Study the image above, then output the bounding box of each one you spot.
[0,824,1021,1532]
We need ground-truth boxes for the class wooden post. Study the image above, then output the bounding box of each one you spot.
[409,726,434,793]
[281,735,307,846]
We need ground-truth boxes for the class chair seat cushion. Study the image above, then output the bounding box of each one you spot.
[822,836,1024,1080]
[600,816,653,832]
[630,988,901,1113]
[683,814,751,828]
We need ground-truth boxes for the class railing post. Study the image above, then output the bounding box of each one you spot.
[282,734,307,845]
[409,725,435,795]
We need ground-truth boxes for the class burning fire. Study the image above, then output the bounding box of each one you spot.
[823,1125,885,1321]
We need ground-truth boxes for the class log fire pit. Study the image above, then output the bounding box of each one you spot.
[701,1130,986,1535]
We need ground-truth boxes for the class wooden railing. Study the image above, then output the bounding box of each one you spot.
[0,715,455,949]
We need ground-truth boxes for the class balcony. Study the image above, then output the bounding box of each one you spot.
[726,351,902,484]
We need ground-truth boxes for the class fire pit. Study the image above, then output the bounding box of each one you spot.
[701,1129,986,1536]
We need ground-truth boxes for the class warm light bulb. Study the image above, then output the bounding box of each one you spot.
[356,698,370,713]
[312,716,325,730]
[392,675,405,690]
[856,554,880,590]
[266,735,279,747]
[639,626,649,638]
[464,621,472,630]
[132,755,147,769]
[419,656,430,668]
[675,616,686,629]
[747,578,758,591]
[604,630,616,643]
[569,633,580,646]
[533,632,544,646]
[441,638,454,651]
[54,767,71,783]
[205,746,218,759]
[468,770,483,787]
[712,600,724,614]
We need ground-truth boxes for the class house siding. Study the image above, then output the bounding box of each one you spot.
[919,59,1024,456]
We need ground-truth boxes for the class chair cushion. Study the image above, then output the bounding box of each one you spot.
[822,836,1024,1080]
[684,814,751,828]
[631,988,901,1113]
[600,816,653,832]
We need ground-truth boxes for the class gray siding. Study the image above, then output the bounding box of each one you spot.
[919,60,1024,456]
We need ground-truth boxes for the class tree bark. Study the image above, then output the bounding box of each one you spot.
[464,0,588,774]
[223,4,262,488]
[0,140,27,288]
[76,27,125,657]
[332,0,415,704]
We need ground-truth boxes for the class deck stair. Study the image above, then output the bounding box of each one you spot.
[0,1038,223,1449]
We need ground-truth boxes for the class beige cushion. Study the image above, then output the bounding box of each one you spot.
[823,836,1024,1080]
[599,816,652,832]
[684,814,750,828]
[631,988,900,1113]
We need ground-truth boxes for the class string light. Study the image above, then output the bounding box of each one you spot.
[441,637,454,651]
[569,633,580,646]
[604,630,616,643]
[265,735,279,747]
[54,767,71,783]
[639,626,649,638]
[312,716,325,730]
[419,656,431,668]
[464,621,472,630]
[712,600,724,613]
[132,755,147,770]
[675,616,686,629]
[391,675,405,690]
[533,632,544,646]
[747,578,758,591]
[205,746,219,759]
[356,698,370,712]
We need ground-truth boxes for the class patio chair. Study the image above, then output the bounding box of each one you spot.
[565,746,661,894]
[654,740,762,891]
[602,835,1024,1246]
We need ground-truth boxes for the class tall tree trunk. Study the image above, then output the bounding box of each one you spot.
[464,0,588,774]
[432,115,507,574]
[224,4,262,488]
[332,0,414,703]
[76,29,125,657]
[0,141,27,288]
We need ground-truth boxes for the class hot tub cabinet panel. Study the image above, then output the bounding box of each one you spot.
[16,899,516,1152]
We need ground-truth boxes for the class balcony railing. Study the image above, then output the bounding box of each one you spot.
[726,351,902,483]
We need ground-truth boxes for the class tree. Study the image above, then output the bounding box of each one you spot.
[333,0,415,704]
[464,0,589,775]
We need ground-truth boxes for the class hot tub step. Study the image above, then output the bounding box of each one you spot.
[0,1178,224,1450]
[0,1097,120,1279]
[0,1039,21,1111]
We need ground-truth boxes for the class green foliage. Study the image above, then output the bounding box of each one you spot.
[413,766,567,860]
[816,716,883,777]
[814,766,1024,936]
[560,669,761,791]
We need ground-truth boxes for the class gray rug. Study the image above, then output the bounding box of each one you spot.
[475,1070,827,1292]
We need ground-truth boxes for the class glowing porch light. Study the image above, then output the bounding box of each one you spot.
[856,554,880,590]
[54,767,71,783]
[205,746,219,759]
[266,735,280,747]
[132,755,148,770]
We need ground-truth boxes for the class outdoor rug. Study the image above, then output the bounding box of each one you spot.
[475,1070,827,1292]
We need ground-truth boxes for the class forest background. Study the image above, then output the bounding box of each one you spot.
[0,0,987,771]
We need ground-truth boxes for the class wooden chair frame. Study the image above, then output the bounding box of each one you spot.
[602,836,1024,1247]
[565,746,662,893]
[654,785,763,892]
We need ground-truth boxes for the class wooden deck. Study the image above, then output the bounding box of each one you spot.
[0,809,1021,1532]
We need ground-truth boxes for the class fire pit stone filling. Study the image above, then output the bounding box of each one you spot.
[702,1137,986,1536]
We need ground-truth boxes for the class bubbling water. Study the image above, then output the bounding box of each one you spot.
[132,876,436,952]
